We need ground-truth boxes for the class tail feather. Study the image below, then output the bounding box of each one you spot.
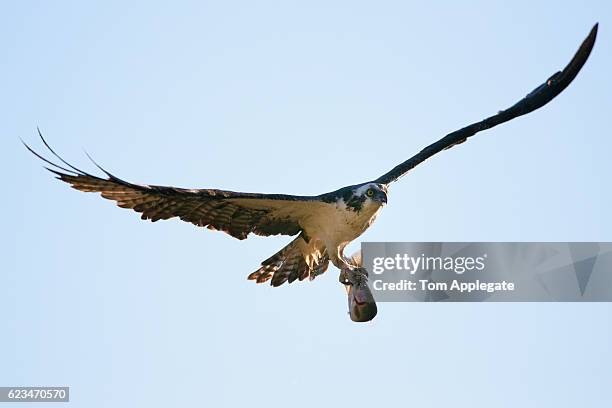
[247,235,329,287]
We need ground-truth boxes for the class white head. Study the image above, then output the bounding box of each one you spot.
[345,183,387,212]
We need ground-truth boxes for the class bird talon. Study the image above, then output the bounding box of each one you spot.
[339,269,351,285]
[339,267,369,286]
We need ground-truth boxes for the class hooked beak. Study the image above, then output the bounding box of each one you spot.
[379,191,387,204]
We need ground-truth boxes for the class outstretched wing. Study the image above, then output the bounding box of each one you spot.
[375,24,598,185]
[24,132,323,240]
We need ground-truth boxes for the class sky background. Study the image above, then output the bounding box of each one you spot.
[2,1,611,407]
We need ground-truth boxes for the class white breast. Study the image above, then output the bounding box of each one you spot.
[301,198,382,266]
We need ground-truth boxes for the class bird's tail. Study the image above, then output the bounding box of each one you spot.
[247,235,329,287]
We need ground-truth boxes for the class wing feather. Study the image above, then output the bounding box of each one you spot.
[25,135,323,240]
[375,24,598,185]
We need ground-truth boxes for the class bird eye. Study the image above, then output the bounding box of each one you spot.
[366,189,374,197]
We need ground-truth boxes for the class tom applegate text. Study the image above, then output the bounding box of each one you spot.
[373,279,515,293]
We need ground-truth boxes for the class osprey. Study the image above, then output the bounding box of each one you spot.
[25,25,597,289]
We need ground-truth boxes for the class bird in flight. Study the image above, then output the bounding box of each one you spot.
[25,25,597,290]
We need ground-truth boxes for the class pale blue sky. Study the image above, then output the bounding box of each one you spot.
[2,1,612,407]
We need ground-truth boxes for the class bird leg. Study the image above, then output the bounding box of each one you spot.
[339,266,368,287]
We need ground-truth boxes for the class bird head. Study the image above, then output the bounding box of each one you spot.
[355,183,388,205]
